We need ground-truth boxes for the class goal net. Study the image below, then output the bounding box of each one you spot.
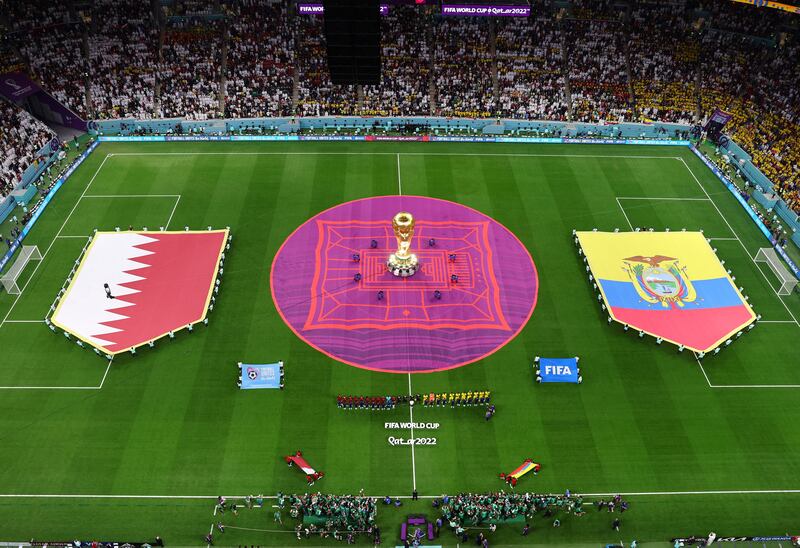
[0,245,43,295]
[754,247,798,295]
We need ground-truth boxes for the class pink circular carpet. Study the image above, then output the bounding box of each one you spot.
[271,196,537,373]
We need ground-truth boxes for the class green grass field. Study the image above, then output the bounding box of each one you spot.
[1,141,799,546]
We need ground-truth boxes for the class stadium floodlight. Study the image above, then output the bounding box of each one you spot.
[0,245,43,294]
[754,247,798,295]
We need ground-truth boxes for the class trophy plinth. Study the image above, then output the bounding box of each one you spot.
[387,211,419,277]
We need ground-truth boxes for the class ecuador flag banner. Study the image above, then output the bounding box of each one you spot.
[576,231,755,353]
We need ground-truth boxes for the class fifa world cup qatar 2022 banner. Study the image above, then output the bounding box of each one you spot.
[298,3,390,15]
[441,4,530,16]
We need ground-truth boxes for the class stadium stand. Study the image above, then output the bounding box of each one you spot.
[628,1,700,124]
[495,15,567,120]
[432,17,495,118]
[294,14,358,117]
[224,0,295,119]
[7,1,88,118]
[88,0,159,120]
[0,99,54,200]
[2,0,800,211]
[362,5,432,117]
[158,17,223,120]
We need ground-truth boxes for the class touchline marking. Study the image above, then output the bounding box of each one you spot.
[216,526,294,534]
[2,488,800,499]
[109,152,683,159]
[678,157,800,328]
[56,235,92,239]
[397,153,402,195]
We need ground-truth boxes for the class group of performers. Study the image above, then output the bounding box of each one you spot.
[422,391,491,407]
[336,391,491,409]
[337,395,404,409]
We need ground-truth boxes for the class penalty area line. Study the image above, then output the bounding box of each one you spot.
[695,353,800,389]
[0,357,112,391]
[0,154,111,332]
[81,194,182,198]
[2,320,45,323]
[678,157,800,328]
[165,195,181,230]
[615,198,634,231]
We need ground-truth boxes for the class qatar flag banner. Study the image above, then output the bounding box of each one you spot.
[51,230,228,355]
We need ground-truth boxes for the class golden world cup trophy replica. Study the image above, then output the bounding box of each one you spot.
[387,211,420,277]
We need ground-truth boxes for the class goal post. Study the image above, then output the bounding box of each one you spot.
[754,247,798,296]
[0,245,43,295]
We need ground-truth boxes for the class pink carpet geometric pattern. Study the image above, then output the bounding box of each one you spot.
[271,196,537,373]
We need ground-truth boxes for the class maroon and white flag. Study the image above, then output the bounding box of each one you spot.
[51,230,228,354]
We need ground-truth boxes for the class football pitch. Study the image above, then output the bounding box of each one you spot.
[0,141,799,546]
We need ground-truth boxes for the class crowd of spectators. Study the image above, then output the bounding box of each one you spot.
[696,1,800,213]
[362,6,432,116]
[0,100,53,200]
[225,0,295,118]
[628,2,699,124]
[158,18,222,120]
[2,0,800,210]
[496,16,567,120]
[294,15,357,116]
[12,4,88,118]
[565,17,631,122]
[87,0,159,120]
[432,17,495,118]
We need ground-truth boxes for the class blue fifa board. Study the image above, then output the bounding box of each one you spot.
[241,362,281,389]
[538,358,579,383]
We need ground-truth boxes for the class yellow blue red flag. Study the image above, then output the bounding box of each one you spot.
[576,231,755,352]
